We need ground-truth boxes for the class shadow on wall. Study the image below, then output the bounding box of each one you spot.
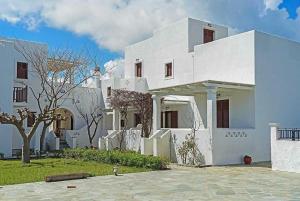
[171,133,206,166]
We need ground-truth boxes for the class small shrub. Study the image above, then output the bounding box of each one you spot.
[62,149,168,170]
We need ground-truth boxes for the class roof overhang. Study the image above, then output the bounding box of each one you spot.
[149,80,255,96]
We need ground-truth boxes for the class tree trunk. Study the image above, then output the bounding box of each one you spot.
[40,124,48,151]
[22,138,31,164]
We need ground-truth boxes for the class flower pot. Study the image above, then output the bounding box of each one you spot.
[244,155,252,165]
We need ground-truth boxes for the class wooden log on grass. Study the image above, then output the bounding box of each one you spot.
[45,173,90,182]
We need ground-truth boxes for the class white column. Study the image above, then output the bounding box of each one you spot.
[152,94,161,132]
[55,138,60,150]
[112,109,120,131]
[206,86,217,130]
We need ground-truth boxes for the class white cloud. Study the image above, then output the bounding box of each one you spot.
[0,0,299,52]
[102,58,124,79]
[264,0,282,10]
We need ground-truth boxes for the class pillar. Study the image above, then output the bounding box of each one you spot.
[152,94,161,132]
[113,109,120,131]
[206,86,217,130]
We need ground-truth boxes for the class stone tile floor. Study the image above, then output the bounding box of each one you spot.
[0,163,300,201]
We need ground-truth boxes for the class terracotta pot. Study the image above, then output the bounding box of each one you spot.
[244,155,252,165]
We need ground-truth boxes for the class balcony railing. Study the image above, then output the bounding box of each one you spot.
[13,86,27,103]
[278,128,300,141]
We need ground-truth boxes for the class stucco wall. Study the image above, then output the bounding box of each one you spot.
[124,18,231,90]
[0,40,14,157]
[254,31,300,162]
[270,125,300,173]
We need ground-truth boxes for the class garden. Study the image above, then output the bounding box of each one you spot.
[0,149,168,186]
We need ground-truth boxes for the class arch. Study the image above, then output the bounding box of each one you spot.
[53,108,74,137]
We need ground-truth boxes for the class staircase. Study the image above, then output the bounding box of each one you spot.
[59,139,70,150]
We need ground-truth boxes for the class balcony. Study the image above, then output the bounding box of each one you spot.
[13,86,27,103]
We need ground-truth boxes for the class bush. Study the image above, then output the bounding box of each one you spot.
[63,149,169,170]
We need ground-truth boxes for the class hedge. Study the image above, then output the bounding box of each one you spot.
[62,149,169,170]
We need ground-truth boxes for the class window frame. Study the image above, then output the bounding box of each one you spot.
[135,62,143,78]
[164,61,174,79]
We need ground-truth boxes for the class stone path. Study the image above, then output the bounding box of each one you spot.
[0,164,300,200]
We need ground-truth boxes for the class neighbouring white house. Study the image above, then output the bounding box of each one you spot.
[270,123,300,173]
[1,18,300,167]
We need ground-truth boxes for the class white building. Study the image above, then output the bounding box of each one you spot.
[1,18,300,166]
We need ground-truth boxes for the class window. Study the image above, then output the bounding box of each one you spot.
[135,62,142,77]
[134,113,141,127]
[27,112,36,127]
[107,87,112,97]
[165,62,173,78]
[121,119,125,128]
[203,29,215,43]
[13,86,27,102]
[17,62,28,79]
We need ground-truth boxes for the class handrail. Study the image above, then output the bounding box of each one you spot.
[278,128,300,141]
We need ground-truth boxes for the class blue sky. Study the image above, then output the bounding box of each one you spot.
[279,0,300,19]
[0,0,299,68]
[0,21,121,67]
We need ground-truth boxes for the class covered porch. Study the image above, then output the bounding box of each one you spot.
[149,80,256,165]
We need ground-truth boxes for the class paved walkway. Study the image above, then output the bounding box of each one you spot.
[0,164,300,201]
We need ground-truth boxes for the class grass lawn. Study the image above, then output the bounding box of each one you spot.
[0,158,150,186]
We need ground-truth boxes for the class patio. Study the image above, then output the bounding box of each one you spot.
[1,163,299,201]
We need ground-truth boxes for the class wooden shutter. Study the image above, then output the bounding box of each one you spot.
[165,63,172,77]
[17,62,28,79]
[204,29,214,44]
[171,111,178,128]
[217,100,229,128]
[135,63,142,77]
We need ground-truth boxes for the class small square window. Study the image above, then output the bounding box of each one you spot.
[107,87,112,97]
[165,62,173,78]
[135,62,142,77]
[17,62,28,79]
[203,29,215,43]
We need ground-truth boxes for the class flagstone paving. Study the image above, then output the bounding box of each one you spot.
[0,163,299,201]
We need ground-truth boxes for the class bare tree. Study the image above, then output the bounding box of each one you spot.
[75,88,103,147]
[131,92,152,138]
[0,43,93,163]
[109,89,153,149]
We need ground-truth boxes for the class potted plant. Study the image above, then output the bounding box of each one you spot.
[244,155,252,165]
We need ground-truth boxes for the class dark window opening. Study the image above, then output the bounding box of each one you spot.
[203,29,215,43]
[107,87,112,97]
[135,62,142,77]
[165,62,173,78]
[17,62,28,79]
[27,112,36,127]
[13,86,28,102]
[134,113,141,127]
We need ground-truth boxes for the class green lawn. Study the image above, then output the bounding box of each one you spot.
[0,158,150,186]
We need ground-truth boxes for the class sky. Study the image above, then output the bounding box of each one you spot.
[0,0,299,69]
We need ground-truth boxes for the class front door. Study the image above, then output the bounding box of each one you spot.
[217,99,229,128]
[161,111,178,128]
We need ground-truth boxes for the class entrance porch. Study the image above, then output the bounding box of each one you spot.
[149,80,256,165]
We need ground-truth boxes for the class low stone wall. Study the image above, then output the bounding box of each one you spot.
[270,123,300,173]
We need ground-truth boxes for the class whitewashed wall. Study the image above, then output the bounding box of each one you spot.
[0,39,14,157]
[254,31,300,162]
[270,124,300,173]
[125,18,229,90]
